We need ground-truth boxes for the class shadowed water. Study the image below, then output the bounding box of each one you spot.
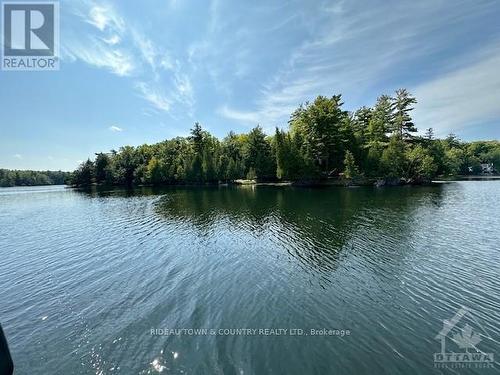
[1,182,499,374]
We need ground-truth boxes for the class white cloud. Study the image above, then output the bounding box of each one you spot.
[172,71,195,116]
[86,4,124,33]
[217,0,499,130]
[64,1,196,116]
[413,44,500,137]
[135,82,171,112]
[109,125,123,132]
[63,40,134,76]
[13,154,22,159]
[64,2,133,76]
[131,30,158,71]
[102,34,121,45]
[217,106,260,124]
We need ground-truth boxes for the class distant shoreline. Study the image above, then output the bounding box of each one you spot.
[1,175,499,189]
[70,175,500,189]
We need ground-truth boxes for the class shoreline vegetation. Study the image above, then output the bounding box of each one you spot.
[70,90,499,188]
[5,90,500,188]
[0,169,70,187]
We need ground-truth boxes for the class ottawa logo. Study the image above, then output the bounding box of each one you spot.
[434,307,494,369]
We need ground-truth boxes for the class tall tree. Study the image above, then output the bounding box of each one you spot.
[367,95,392,144]
[289,95,347,174]
[244,126,275,180]
[114,146,137,185]
[381,136,407,178]
[391,88,417,140]
[145,156,164,185]
[72,159,94,186]
[94,153,111,184]
[188,123,205,182]
[274,128,307,180]
[425,127,434,141]
[343,151,359,179]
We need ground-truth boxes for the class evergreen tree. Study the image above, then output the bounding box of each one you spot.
[68,88,496,186]
[73,159,94,186]
[94,153,111,184]
[391,88,417,140]
[289,95,347,174]
[367,95,392,144]
[425,127,434,141]
[381,136,407,178]
[406,145,437,182]
[244,126,275,180]
[114,146,137,185]
[343,151,359,179]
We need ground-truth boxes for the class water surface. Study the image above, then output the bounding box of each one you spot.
[1,183,499,374]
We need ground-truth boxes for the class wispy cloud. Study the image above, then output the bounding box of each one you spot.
[217,106,260,125]
[135,82,171,112]
[13,154,22,159]
[219,0,499,130]
[63,39,134,76]
[63,1,133,76]
[57,0,500,138]
[131,30,159,72]
[86,4,124,32]
[64,1,196,117]
[413,42,500,136]
[109,125,123,132]
[102,34,121,46]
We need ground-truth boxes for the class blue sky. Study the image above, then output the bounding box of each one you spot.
[1,0,500,171]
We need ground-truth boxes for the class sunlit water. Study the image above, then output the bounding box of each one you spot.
[1,182,499,374]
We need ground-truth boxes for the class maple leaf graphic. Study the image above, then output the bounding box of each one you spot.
[452,324,482,352]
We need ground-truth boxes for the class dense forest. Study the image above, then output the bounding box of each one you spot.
[0,169,70,187]
[70,89,500,187]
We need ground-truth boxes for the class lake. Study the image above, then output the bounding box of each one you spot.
[1,182,499,374]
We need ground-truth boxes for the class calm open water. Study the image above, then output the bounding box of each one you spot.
[1,182,499,374]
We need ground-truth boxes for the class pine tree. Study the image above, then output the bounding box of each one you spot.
[343,151,359,179]
[381,136,407,178]
[367,95,392,144]
[425,127,434,140]
[244,126,275,180]
[391,89,417,140]
[289,95,347,174]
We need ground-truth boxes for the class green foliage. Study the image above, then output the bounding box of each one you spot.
[72,159,94,186]
[444,147,465,175]
[145,157,164,185]
[114,146,138,185]
[0,169,70,187]
[343,151,359,179]
[94,153,112,184]
[483,148,500,171]
[274,128,309,180]
[406,145,438,182]
[244,126,275,181]
[246,167,257,180]
[367,95,391,144]
[67,90,500,187]
[365,141,384,177]
[289,95,349,174]
[391,88,418,140]
[381,136,407,178]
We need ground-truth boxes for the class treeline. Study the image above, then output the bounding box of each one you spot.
[70,89,500,186]
[0,169,70,187]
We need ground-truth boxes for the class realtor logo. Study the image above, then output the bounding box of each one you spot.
[434,307,494,369]
[1,1,59,70]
